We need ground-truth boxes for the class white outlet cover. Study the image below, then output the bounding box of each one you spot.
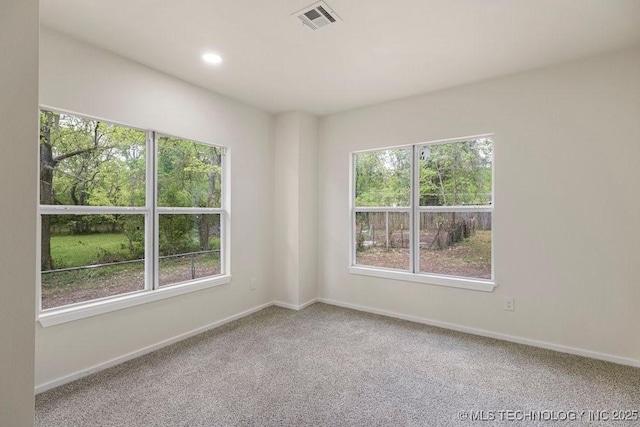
[504,297,514,311]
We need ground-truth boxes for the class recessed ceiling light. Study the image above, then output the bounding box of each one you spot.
[202,53,222,65]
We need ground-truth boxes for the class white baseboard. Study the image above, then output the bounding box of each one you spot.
[273,298,318,311]
[298,298,319,310]
[272,301,299,310]
[316,298,640,368]
[35,301,274,394]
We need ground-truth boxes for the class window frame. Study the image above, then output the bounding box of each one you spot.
[349,134,496,292]
[37,106,231,327]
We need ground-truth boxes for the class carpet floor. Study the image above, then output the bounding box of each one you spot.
[36,303,640,426]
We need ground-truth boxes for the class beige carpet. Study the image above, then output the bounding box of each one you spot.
[36,303,640,426]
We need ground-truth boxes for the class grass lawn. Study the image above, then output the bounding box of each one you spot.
[50,233,133,268]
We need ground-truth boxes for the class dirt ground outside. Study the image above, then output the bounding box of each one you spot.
[356,230,491,279]
[41,255,220,310]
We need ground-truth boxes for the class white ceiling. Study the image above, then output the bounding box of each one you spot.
[40,0,640,115]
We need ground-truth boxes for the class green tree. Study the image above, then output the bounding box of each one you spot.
[157,137,222,253]
[40,110,146,269]
[419,139,492,206]
[355,148,411,207]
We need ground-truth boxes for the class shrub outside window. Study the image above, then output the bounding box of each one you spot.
[39,109,228,315]
[351,136,494,291]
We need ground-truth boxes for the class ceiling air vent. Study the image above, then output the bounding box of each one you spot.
[292,1,342,31]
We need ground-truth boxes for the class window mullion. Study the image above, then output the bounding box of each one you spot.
[417,206,493,213]
[220,212,226,275]
[221,148,230,275]
[352,207,411,213]
[411,144,420,274]
[156,207,225,214]
[148,130,158,291]
[38,205,149,215]
[350,153,356,267]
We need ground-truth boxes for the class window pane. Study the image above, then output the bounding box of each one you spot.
[354,148,411,207]
[158,214,221,286]
[419,212,491,279]
[157,136,222,208]
[39,110,146,207]
[354,211,410,270]
[419,139,492,206]
[41,214,145,310]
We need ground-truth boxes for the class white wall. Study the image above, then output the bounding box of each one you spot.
[297,113,318,306]
[274,113,300,305]
[318,47,640,362]
[0,1,38,424]
[36,28,275,388]
[273,112,318,306]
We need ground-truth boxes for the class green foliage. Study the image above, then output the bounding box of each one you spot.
[209,237,221,250]
[159,215,198,255]
[157,136,222,208]
[419,139,492,206]
[157,215,221,256]
[155,137,223,255]
[117,215,145,259]
[40,110,146,207]
[355,148,411,207]
[354,140,492,208]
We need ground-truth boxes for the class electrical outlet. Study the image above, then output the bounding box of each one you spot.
[250,278,257,291]
[504,297,514,311]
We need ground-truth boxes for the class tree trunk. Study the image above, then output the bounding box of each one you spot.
[198,216,210,251]
[40,207,53,270]
[435,163,447,206]
[39,112,105,268]
[40,114,55,270]
[198,151,221,250]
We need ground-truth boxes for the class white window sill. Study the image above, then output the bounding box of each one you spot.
[348,266,496,292]
[38,274,232,327]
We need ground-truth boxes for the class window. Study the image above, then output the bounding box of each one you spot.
[350,136,494,291]
[39,109,229,319]
[354,147,412,270]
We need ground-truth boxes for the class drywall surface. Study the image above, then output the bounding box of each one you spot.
[273,112,319,306]
[318,47,640,362]
[36,28,275,388]
[297,113,319,306]
[0,0,38,424]
[274,113,301,305]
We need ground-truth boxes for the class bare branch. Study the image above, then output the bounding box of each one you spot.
[53,146,105,163]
